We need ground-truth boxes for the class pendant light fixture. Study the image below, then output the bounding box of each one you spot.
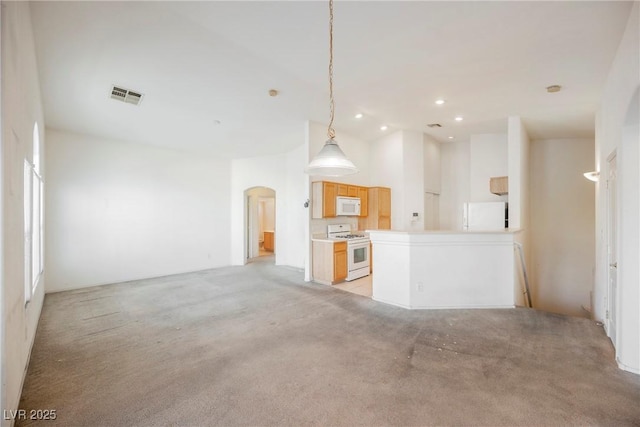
[305,0,359,177]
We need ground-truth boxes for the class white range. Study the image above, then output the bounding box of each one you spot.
[327,224,370,281]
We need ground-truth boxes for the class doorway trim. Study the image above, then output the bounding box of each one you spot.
[243,186,276,263]
[605,149,618,347]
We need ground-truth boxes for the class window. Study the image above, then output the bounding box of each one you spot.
[24,123,43,304]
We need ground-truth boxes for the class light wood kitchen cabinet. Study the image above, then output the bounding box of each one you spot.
[312,240,347,285]
[312,181,338,218]
[357,187,368,217]
[263,231,274,252]
[490,176,508,195]
[337,184,358,197]
[358,187,391,230]
[334,242,348,281]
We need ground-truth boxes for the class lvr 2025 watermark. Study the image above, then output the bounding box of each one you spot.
[3,409,57,421]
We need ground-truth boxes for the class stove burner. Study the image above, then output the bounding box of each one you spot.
[336,234,366,239]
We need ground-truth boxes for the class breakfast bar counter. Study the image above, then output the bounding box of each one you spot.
[367,229,525,310]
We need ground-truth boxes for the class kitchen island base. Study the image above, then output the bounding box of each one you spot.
[368,230,525,310]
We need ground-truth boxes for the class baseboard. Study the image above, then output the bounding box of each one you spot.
[617,358,640,375]
[371,296,412,309]
[372,297,514,311]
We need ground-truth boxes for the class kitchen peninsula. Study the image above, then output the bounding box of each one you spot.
[368,229,525,309]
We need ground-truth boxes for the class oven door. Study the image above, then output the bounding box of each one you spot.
[348,241,370,272]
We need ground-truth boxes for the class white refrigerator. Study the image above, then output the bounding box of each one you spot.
[463,202,507,230]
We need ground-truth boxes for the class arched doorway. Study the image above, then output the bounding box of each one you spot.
[244,187,276,262]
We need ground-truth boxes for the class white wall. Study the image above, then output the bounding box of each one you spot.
[595,2,640,374]
[439,140,470,230]
[45,129,231,291]
[402,131,424,231]
[506,117,531,313]
[368,130,429,231]
[423,134,441,194]
[530,139,596,317]
[1,2,46,420]
[230,142,307,270]
[469,133,508,202]
[369,131,404,229]
[423,135,441,230]
[259,197,275,231]
[508,117,530,230]
[439,133,508,230]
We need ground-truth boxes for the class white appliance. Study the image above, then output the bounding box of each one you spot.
[336,196,361,216]
[463,202,508,230]
[327,224,370,281]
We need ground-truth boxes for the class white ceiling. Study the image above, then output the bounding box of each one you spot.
[30,1,633,158]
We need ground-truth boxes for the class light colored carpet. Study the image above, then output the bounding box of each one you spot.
[18,256,640,426]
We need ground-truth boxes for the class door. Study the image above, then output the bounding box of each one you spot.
[348,242,370,272]
[607,152,617,344]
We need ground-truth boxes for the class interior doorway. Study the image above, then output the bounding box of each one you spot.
[244,187,276,262]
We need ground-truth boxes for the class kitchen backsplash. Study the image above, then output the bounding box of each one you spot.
[311,217,360,236]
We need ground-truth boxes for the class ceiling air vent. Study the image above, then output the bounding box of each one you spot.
[110,85,144,106]
[427,123,442,128]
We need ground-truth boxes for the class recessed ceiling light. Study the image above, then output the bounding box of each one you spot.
[380,125,388,131]
[268,89,279,97]
[454,116,463,121]
[448,136,454,139]
[546,85,562,93]
[355,113,363,119]
[435,99,445,105]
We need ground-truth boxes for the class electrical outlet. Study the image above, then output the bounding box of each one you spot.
[417,282,424,292]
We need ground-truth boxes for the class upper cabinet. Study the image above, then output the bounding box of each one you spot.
[490,176,508,195]
[312,181,337,218]
[357,187,368,217]
[358,187,391,230]
[312,181,370,219]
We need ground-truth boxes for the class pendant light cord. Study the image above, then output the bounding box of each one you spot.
[327,0,336,140]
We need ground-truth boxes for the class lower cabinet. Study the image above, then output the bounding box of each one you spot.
[312,240,347,285]
[334,242,347,281]
[263,231,274,252]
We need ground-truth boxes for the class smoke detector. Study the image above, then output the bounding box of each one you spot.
[110,85,144,106]
[546,85,562,93]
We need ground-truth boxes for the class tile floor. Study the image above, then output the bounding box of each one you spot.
[333,274,372,297]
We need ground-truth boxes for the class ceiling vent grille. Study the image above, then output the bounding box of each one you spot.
[427,123,442,128]
[110,85,144,106]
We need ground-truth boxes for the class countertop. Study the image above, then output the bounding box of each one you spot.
[311,232,370,243]
[367,228,521,235]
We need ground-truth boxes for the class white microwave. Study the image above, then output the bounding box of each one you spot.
[336,196,361,216]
